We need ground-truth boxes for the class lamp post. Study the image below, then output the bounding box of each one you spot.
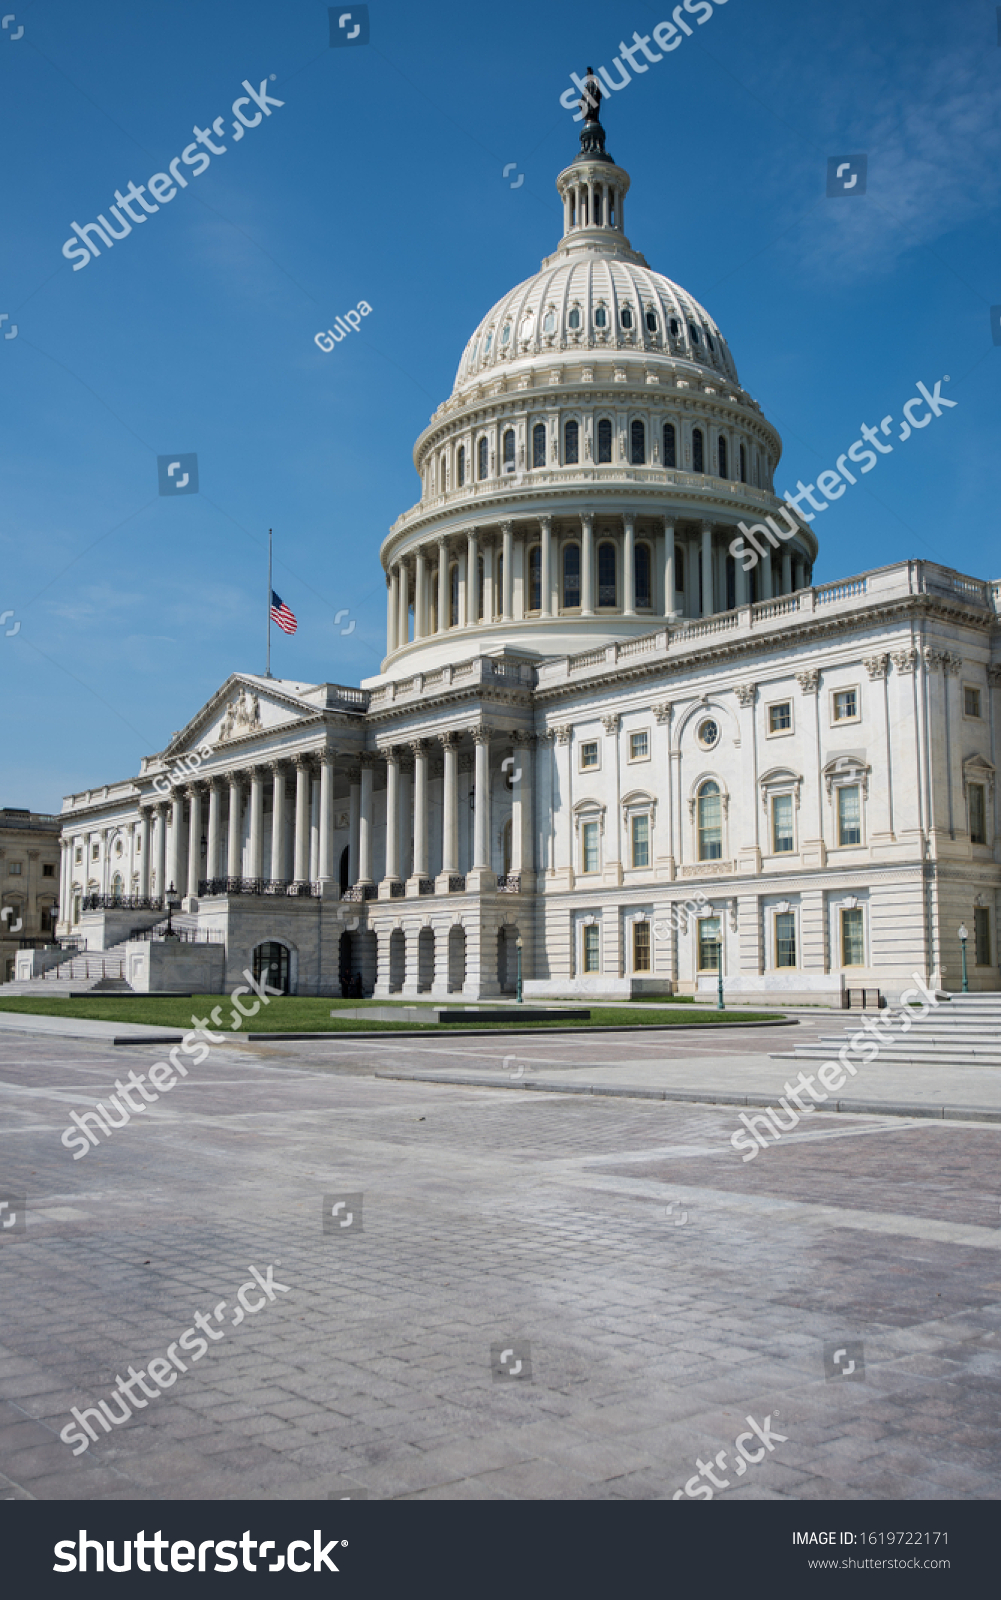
[957,923,969,993]
[516,935,523,1004]
[164,882,180,941]
[716,933,725,1011]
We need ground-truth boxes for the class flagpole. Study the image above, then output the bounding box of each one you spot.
[265,524,273,675]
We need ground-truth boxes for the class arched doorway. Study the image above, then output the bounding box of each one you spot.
[389,928,405,993]
[252,941,291,995]
[418,927,435,993]
[448,925,466,993]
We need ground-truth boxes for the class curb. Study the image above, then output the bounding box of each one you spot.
[372,1070,1001,1123]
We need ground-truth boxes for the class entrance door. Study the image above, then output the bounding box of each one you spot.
[252,941,290,995]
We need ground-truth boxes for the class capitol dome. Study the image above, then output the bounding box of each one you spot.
[374,107,816,682]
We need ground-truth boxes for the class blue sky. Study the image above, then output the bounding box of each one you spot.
[2,0,999,809]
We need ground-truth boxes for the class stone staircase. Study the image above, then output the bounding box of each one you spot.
[777,994,1001,1069]
[0,911,205,996]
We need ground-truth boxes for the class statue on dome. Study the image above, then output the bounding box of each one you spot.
[579,67,602,124]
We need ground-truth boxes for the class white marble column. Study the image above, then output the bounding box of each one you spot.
[293,758,311,883]
[440,732,459,876]
[270,764,287,882]
[397,564,409,647]
[482,537,495,623]
[248,768,264,880]
[512,736,534,876]
[501,522,513,621]
[623,514,636,617]
[398,759,413,880]
[466,528,479,624]
[581,513,594,616]
[386,570,397,655]
[358,753,375,886]
[663,520,675,618]
[138,810,151,897]
[539,515,552,618]
[206,782,221,881]
[410,740,429,882]
[383,748,400,882]
[187,786,203,897]
[701,521,714,616]
[781,549,792,595]
[318,750,335,887]
[472,728,490,869]
[415,549,427,640]
[437,540,449,631]
[155,804,167,898]
[169,793,185,895]
[227,775,243,879]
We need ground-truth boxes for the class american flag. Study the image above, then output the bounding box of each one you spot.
[270,590,297,635]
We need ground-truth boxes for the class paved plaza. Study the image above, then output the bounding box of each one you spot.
[1,1021,1000,1501]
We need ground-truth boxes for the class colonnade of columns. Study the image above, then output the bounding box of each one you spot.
[385,515,811,654]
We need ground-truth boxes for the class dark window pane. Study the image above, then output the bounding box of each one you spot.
[529,546,542,611]
[532,423,546,468]
[598,542,616,606]
[457,445,465,487]
[635,544,651,608]
[563,544,580,607]
[692,429,704,473]
[565,419,579,463]
[597,419,613,462]
[718,436,728,478]
[630,420,645,464]
[503,429,515,465]
[478,437,488,479]
[663,422,676,468]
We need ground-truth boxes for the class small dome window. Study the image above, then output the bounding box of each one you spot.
[645,310,657,332]
[501,324,511,345]
[484,331,493,353]
[620,306,633,330]
[706,330,716,353]
[594,306,607,328]
[543,310,556,334]
[689,322,700,344]
[568,308,581,330]
[470,339,479,363]
[669,316,679,337]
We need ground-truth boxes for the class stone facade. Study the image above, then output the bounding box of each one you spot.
[0,808,61,981]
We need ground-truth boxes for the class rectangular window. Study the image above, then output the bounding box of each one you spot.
[837,785,862,846]
[75,847,83,863]
[633,921,651,972]
[833,688,858,722]
[583,923,600,973]
[42,863,55,877]
[841,907,865,967]
[974,907,991,967]
[582,821,599,874]
[768,702,792,733]
[631,814,650,869]
[92,844,100,860]
[772,795,795,854]
[775,911,796,968]
[698,916,721,972]
[629,731,649,762]
[580,741,599,770]
[964,686,981,718]
[969,783,986,844]
[698,788,722,861]
[7,861,22,875]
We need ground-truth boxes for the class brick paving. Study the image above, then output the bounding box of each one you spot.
[0,1030,999,1501]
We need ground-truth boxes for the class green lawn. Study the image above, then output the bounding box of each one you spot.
[0,994,785,1033]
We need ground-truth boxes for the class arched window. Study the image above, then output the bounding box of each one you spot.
[669,316,679,337]
[457,445,465,487]
[253,940,290,995]
[663,422,676,468]
[689,322,700,346]
[675,546,684,592]
[477,555,484,620]
[739,443,746,484]
[478,436,488,479]
[620,306,633,330]
[597,418,613,463]
[563,543,580,609]
[568,307,581,330]
[635,543,651,609]
[717,435,728,479]
[529,545,542,611]
[706,330,715,354]
[502,429,515,470]
[593,187,602,225]
[698,781,723,861]
[598,541,617,607]
[543,309,555,333]
[111,873,123,900]
[645,309,657,332]
[532,423,546,468]
[594,306,607,328]
[692,428,704,474]
[630,420,645,465]
[564,419,579,463]
[449,563,459,627]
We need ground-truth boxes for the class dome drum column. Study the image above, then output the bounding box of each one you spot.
[622,514,636,619]
[700,521,714,617]
[580,514,595,616]
[539,516,552,619]
[501,522,514,622]
[437,539,449,633]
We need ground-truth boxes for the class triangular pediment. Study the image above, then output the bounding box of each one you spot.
[160,674,323,761]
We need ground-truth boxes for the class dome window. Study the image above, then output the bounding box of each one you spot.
[739,443,747,484]
[645,310,657,332]
[484,331,493,353]
[568,308,581,330]
[529,545,542,611]
[689,323,700,344]
[630,420,645,465]
[598,542,617,608]
[532,423,546,469]
[478,437,489,480]
[594,306,607,328]
[543,310,556,334]
[593,188,602,226]
[706,330,716,353]
[564,419,579,464]
[718,436,728,479]
[692,428,705,474]
[563,543,581,609]
[635,544,651,609]
[501,324,511,346]
[457,445,465,487]
[670,317,679,337]
[620,306,633,330]
[663,422,676,468]
[470,339,479,363]
[597,418,613,463]
[502,429,516,471]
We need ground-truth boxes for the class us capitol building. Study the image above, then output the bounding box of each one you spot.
[45,107,1000,1004]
